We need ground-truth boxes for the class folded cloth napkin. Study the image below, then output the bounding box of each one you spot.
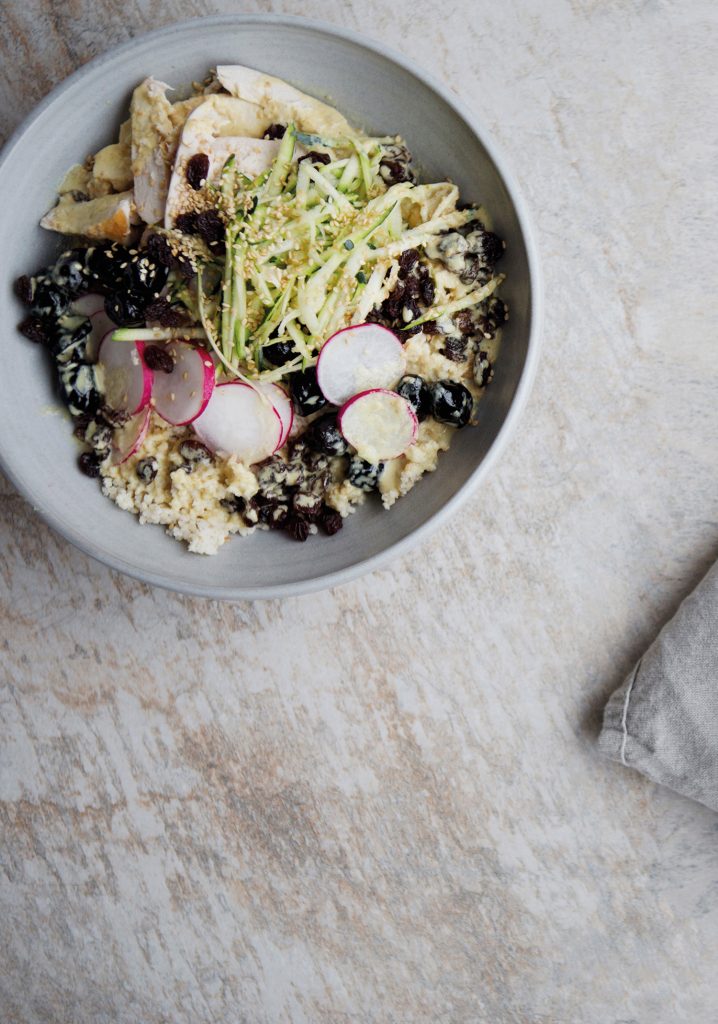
[599,561,718,811]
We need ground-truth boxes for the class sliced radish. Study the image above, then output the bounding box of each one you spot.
[150,341,215,426]
[339,389,418,462]
[316,323,406,406]
[97,332,153,414]
[71,294,116,361]
[255,382,294,449]
[109,407,151,465]
[193,382,282,464]
[71,293,105,317]
[87,309,117,361]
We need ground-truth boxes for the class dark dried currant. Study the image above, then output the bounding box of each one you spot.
[441,336,468,363]
[473,350,494,388]
[186,153,210,190]
[144,345,174,374]
[14,275,34,305]
[136,457,158,483]
[398,248,420,277]
[297,151,331,166]
[178,439,213,464]
[144,298,189,327]
[319,506,343,536]
[195,209,225,248]
[285,516,310,542]
[18,316,51,345]
[292,492,323,521]
[175,212,199,235]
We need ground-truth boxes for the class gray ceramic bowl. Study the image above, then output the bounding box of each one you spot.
[0,14,541,599]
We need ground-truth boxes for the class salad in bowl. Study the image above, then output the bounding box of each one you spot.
[14,64,507,554]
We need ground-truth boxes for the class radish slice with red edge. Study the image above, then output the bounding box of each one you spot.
[339,388,418,462]
[193,382,283,464]
[97,332,153,414]
[316,323,406,406]
[255,382,294,449]
[109,406,151,465]
[150,341,215,426]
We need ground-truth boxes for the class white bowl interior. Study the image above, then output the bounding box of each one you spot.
[0,16,538,598]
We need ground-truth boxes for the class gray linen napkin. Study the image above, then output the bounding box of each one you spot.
[599,561,718,811]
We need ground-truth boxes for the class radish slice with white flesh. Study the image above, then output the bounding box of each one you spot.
[193,382,283,464]
[97,332,153,414]
[109,406,151,465]
[87,310,117,361]
[339,389,418,463]
[150,341,215,426]
[71,293,105,317]
[316,323,406,406]
[255,382,294,449]
[71,294,116,361]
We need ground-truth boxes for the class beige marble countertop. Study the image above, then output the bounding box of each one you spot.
[2,1,717,1021]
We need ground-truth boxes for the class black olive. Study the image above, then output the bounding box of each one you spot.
[31,280,69,320]
[306,414,349,456]
[289,367,327,416]
[430,380,473,427]
[104,291,147,327]
[86,244,132,292]
[123,254,169,299]
[51,248,89,298]
[396,375,432,421]
[53,314,92,363]
[78,451,102,478]
[347,456,384,491]
[58,362,102,416]
[263,340,296,368]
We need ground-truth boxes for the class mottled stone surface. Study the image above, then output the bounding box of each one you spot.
[1,1,717,1022]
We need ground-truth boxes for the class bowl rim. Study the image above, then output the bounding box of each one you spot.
[0,12,543,601]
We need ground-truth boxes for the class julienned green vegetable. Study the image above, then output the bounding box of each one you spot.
[111,327,207,342]
[190,121,500,381]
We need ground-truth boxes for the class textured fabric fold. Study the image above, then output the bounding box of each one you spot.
[599,561,718,811]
